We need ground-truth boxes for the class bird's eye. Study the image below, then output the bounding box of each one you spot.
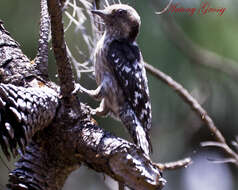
[117,9,127,15]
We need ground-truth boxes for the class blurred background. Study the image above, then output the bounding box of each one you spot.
[1,0,238,189]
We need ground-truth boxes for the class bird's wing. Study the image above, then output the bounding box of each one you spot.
[106,40,152,131]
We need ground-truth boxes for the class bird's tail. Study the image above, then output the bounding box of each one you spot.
[119,104,152,156]
[134,124,152,156]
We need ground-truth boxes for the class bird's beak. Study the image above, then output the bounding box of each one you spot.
[91,10,109,20]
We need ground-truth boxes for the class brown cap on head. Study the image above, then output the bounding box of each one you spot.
[92,4,141,41]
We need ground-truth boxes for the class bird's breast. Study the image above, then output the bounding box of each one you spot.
[94,36,125,117]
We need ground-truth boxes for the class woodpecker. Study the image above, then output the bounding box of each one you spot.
[76,4,152,155]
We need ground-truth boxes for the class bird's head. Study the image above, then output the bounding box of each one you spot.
[92,4,141,42]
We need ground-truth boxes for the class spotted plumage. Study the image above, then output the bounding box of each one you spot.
[107,39,152,132]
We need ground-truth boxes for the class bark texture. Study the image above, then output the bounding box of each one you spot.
[0,1,165,190]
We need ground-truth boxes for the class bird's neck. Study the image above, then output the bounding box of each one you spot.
[104,25,138,42]
[128,25,139,42]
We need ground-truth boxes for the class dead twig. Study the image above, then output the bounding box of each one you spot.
[155,157,192,171]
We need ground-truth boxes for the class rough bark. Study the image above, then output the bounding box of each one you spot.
[0,1,165,190]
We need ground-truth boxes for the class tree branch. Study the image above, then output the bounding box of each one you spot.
[0,21,38,86]
[34,0,50,77]
[0,1,213,189]
[145,63,238,167]
[47,0,75,99]
[75,115,165,190]
[7,105,165,190]
[0,83,59,160]
[145,63,225,143]
[0,10,59,161]
[155,157,192,171]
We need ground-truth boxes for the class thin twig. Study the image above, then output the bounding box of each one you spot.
[201,141,238,166]
[201,141,227,149]
[145,63,238,166]
[155,157,192,171]
[155,0,173,15]
[64,0,77,32]
[207,158,237,164]
[64,0,96,80]
[145,63,225,143]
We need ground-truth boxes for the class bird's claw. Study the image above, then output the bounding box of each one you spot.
[73,83,83,94]
[90,108,97,116]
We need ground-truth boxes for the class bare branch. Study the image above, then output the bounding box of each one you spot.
[34,0,50,77]
[145,63,225,143]
[145,63,238,166]
[201,141,227,149]
[74,117,166,190]
[201,141,238,166]
[63,0,77,33]
[207,158,237,164]
[155,157,192,171]
[64,0,99,78]
[0,21,39,86]
[47,0,75,98]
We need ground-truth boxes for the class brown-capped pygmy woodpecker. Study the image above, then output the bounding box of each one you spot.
[75,4,152,156]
